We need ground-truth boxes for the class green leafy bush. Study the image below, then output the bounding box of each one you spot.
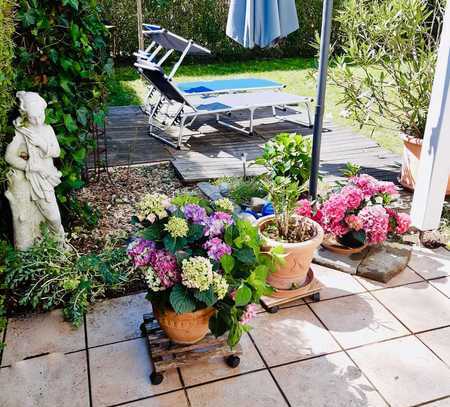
[14,0,113,220]
[255,133,312,187]
[330,0,446,139]
[102,0,344,60]
[4,228,135,327]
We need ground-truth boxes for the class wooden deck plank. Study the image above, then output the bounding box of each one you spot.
[103,106,402,184]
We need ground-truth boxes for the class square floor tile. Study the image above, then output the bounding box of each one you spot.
[355,266,424,291]
[121,391,189,406]
[310,293,408,349]
[305,264,366,302]
[372,282,450,332]
[86,292,151,347]
[180,333,264,386]
[408,246,450,279]
[418,327,450,365]
[249,305,339,366]
[0,352,89,407]
[273,352,387,407]
[2,309,85,366]
[348,336,450,407]
[430,277,450,298]
[187,370,286,407]
[90,338,182,407]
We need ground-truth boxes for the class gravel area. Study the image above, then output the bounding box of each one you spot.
[72,163,197,253]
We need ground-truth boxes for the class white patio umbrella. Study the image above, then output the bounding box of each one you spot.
[410,1,450,231]
[226,0,334,199]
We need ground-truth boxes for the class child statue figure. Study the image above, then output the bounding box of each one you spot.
[5,91,65,250]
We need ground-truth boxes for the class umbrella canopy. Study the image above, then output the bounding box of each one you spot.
[226,0,299,49]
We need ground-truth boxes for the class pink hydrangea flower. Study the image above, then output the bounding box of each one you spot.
[350,174,379,198]
[295,199,313,218]
[203,237,232,261]
[345,214,363,231]
[240,303,258,324]
[395,212,411,234]
[341,185,364,210]
[359,205,389,244]
[328,221,349,237]
[204,212,234,237]
[321,194,347,228]
[149,249,180,288]
[377,181,399,196]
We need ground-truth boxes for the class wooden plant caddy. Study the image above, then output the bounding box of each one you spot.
[260,268,322,313]
[140,313,242,385]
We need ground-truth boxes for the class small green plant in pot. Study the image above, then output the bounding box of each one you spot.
[128,194,281,347]
[257,177,324,297]
[330,0,449,193]
[255,133,312,189]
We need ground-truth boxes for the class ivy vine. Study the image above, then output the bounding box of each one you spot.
[14,0,113,222]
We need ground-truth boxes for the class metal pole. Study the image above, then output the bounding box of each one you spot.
[137,0,144,51]
[309,0,334,199]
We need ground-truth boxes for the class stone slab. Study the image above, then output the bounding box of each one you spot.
[313,247,367,275]
[357,242,412,283]
[197,182,223,201]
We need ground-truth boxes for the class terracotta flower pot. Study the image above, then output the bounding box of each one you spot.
[400,134,450,195]
[154,307,215,345]
[258,215,324,292]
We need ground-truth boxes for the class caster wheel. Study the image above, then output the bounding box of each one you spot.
[268,306,280,314]
[311,292,320,302]
[150,371,164,385]
[226,355,241,368]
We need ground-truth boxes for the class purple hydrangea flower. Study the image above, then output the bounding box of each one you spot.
[127,238,156,267]
[203,237,232,261]
[204,212,234,237]
[149,249,180,289]
[183,204,207,224]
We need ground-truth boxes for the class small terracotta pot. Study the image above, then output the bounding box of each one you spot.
[400,134,450,195]
[258,215,324,292]
[154,307,215,345]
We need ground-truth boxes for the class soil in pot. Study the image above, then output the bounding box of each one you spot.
[258,215,324,293]
[154,307,215,345]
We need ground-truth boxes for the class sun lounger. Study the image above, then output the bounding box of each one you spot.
[136,25,284,114]
[135,62,313,149]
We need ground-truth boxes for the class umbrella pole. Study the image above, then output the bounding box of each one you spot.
[309,0,334,199]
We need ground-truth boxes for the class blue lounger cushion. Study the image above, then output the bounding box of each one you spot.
[177,78,283,95]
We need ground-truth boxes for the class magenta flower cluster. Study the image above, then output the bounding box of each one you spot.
[203,237,232,261]
[128,238,180,288]
[296,174,411,245]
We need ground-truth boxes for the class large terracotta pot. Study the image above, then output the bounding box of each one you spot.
[258,215,324,291]
[154,307,215,345]
[400,134,450,195]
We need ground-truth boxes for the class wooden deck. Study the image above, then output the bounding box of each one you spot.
[105,106,402,184]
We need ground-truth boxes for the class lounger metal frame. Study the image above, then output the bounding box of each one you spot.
[136,63,313,150]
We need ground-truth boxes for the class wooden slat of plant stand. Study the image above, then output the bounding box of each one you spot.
[141,313,242,380]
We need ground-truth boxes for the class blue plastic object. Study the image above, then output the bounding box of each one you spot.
[261,203,275,217]
[177,78,282,95]
[243,209,258,218]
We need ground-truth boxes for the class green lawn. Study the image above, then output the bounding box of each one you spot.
[107,57,403,154]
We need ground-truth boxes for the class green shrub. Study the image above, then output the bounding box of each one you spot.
[4,228,135,327]
[102,0,344,60]
[330,0,446,139]
[14,0,113,221]
[213,177,266,206]
[255,133,312,188]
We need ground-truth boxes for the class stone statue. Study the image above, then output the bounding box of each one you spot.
[5,91,65,250]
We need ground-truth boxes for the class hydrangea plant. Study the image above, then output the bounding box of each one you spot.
[297,174,411,246]
[129,193,282,347]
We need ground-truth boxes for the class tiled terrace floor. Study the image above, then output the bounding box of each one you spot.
[1,246,449,407]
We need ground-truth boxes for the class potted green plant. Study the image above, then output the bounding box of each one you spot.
[257,177,324,298]
[128,194,279,347]
[296,174,411,254]
[330,0,448,193]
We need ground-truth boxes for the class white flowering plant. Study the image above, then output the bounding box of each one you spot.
[129,193,283,347]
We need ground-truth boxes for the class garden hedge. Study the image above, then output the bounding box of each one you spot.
[102,0,344,61]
